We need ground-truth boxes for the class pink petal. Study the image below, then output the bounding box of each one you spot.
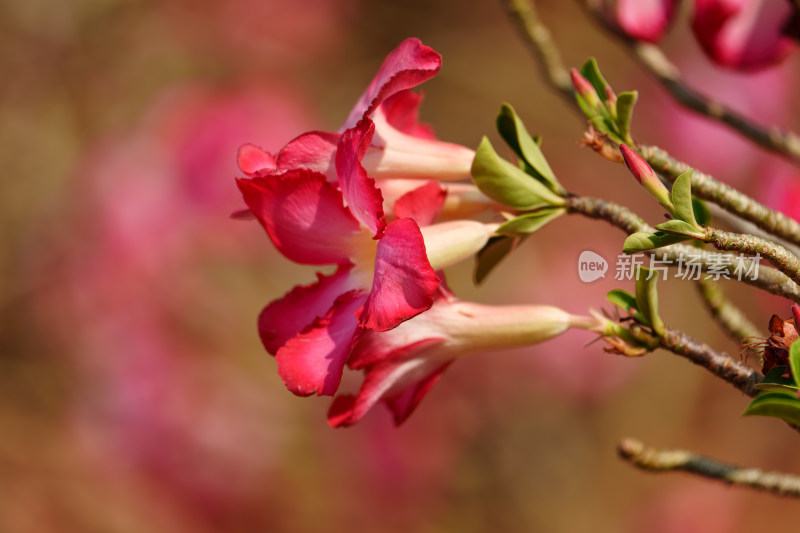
[384,362,451,425]
[237,143,276,177]
[236,170,363,265]
[692,0,796,70]
[616,0,678,42]
[359,218,439,331]
[327,352,451,427]
[258,264,357,354]
[340,38,441,131]
[275,130,340,179]
[392,180,446,226]
[336,119,386,237]
[380,90,437,140]
[276,290,365,397]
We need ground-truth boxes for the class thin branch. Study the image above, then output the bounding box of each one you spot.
[641,145,800,248]
[704,226,800,287]
[659,327,760,397]
[501,0,574,102]
[581,2,800,165]
[565,195,800,303]
[695,278,762,344]
[618,438,800,498]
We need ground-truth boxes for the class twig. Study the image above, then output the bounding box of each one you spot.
[695,278,762,344]
[618,438,800,498]
[565,195,800,303]
[641,145,800,247]
[704,226,800,287]
[501,0,574,102]
[580,2,800,164]
[659,327,760,397]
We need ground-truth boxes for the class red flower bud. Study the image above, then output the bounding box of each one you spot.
[570,68,601,109]
[619,144,675,212]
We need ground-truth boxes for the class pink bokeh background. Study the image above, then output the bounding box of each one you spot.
[2,0,800,531]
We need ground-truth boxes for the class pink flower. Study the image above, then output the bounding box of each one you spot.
[237,38,475,183]
[614,0,679,42]
[692,0,798,70]
[327,285,602,427]
[237,120,494,398]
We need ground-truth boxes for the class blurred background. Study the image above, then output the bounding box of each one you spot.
[2,0,800,531]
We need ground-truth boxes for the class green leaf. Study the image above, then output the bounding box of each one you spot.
[762,366,797,386]
[496,207,566,237]
[496,104,565,194]
[579,58,608,101]
[692,198,711,226]
[615,91,637,144]
[754,383,800,393]
[790,340,800,388]
[634,266,665,336]
[653,219,706,239]
[471,137,566,210]
[743,392,800,426]
[622,231,690,254]
[671,170,700,229]
[606,289,650,325]
[753,366,798,392]
[606,289,638,312]
[474,235,521,285]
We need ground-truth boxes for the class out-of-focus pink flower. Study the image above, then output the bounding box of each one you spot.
[614,0,679,42]
[238,38,475,183]
[163,0,358,67]
[692,0,798,70]
[29,81,316,524]
[761,163,800,222]
[238,119,494,398]
[643,52,796,183]
[327,285,603,427]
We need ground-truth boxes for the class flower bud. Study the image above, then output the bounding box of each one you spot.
[619,144,675,213]
[570,68,602,110]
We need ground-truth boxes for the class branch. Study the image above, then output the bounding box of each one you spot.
[565,195,800,303]
[659,327,760,397]
[500,0,574,102]
[694,278,762,344]
[581,2,800,164]
[618,438,800,498]
[704,226,800,287]
[640,145,800,248]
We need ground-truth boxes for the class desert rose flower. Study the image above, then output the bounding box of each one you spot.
[237,38,475,183]
[238,120,496,397]
[692,0,798,70]
[327,285,605,427]
[611,0,679,42]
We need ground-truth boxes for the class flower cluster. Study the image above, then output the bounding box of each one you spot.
[606,0,798,70]
[235,38,603,426]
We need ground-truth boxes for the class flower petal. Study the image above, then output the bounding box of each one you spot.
[692,0,796,70]
[392,180,446,226]
[276,290,365,397]
[236,170,363,265]
[275,130,340,179]
[359,218,439,331]
[258,265,357,354]
[237,143,276,177]
[340,38,441,131]
[336,119,386,237]
[327,347,450,427]
[380,89,436,140]
[384,362,451,425]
